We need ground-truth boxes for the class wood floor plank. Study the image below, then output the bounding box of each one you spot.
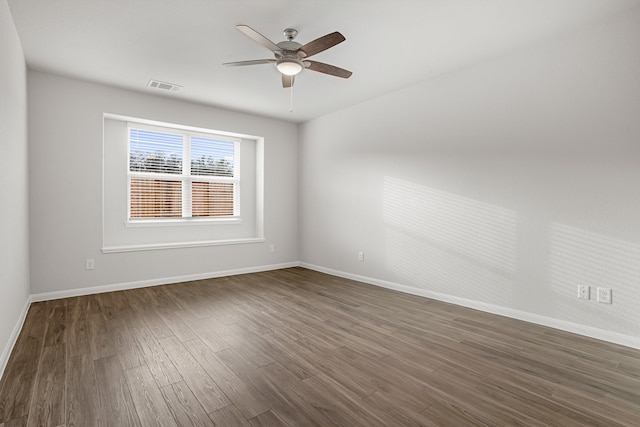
[210,324,273,368]
[421,366,542,426]
[235,303,305,342]
[116,291,147,329]
[67,354,101,427]
[3,267,640,426]
[252,333,318,380]
[21,303,49,340]
[94,355,141,427]
[0,302,54,422]
[324,318,392,359]
[0,334,42,422]
[124,365,177,427]
[275,316,343,353]
[247,410,289,427]
[216,350,332,427]
[258,361,361,427]
[436,360,631,427]
[65,299,90,357]
[462,337,640,406]
[292,339,377,398]
[95,292,128,331]
[117,305,146,330]
[129,326,182,388]
[87,312,116,361]
[143,286,180,310]
[173,310,230,353]
[26,344,65,427]
[136,306,175,340]
[158,336,229,413]
[43,305,66,347]
[153,307,198,343]
[301,373,388,427]
[160,381,211,427]
[331,346,435,411]
[0,416,27,427]
[67,319,91,356]
[361,390,441,427]
[205,289,251,326]
[182,339,269,419]
[207,404,251,427]
[550,382,640,425]
[421,401,497,427]
[112,326,146,370]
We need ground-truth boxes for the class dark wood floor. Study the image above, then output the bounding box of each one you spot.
[1,267,639,426]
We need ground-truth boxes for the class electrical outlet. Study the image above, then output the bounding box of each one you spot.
[358,251,364,262]
[577,285,590,300]
[597,287,612,304]
[269,244,275,253]
[85,258,95,270]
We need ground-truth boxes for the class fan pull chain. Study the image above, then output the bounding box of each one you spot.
[290,83,294,113]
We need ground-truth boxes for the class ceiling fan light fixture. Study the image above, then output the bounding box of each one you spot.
[276,58,303,76]
[225,26,351,88]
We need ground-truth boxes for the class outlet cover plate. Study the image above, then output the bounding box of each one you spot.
[597,287,612,304]
[577,285,590,300]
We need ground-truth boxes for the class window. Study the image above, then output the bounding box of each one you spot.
[103,114,263,253]
[127,125,240,221]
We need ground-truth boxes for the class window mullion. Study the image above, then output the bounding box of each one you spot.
[183,135,192,218]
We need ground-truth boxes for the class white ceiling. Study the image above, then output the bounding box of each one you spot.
[7,0,639,123]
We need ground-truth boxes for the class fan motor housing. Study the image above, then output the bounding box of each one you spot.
[277,40,302,53]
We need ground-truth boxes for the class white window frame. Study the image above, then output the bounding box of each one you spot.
[126,122,241,225]
[103,113,265,253]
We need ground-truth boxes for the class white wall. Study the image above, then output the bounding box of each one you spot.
[299,7,640,344]
[28,71,298,295]
[0,0,30,372]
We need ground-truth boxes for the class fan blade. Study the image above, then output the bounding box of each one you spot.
[299,32,345,58]
[223,59,276,67]
[305,60,352,78]
[282,74,295,88]
[236,25,281,53]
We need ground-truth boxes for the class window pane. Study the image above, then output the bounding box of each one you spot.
[130,178,182,218]
[192,181,234,217]
[129,128,183,174]
[190,136,234,177]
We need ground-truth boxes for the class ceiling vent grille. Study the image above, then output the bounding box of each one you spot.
[147,79,182,92]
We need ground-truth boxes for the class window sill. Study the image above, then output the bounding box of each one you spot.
[102,237,265,253]
[125,217,242,227]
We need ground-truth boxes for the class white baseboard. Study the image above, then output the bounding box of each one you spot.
[300,262,640,351]
[0,296,32,381]
[31,262,300,302]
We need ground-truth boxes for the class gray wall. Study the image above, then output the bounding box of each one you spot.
[299,7,640,345]
[0,0,30,373]
[28,71,298,295]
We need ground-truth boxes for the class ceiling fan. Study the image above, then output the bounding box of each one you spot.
[223,25,352,88]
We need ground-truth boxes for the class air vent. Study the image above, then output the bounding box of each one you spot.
[147,79,182,92]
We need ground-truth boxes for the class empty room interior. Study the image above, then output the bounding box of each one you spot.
[2,0,640,425]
